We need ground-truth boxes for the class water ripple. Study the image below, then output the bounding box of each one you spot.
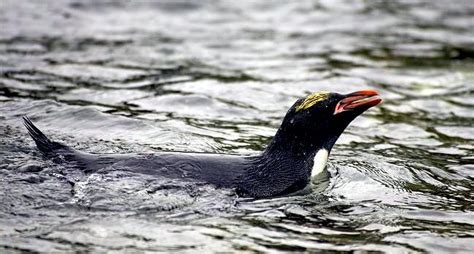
[1,0,474,252]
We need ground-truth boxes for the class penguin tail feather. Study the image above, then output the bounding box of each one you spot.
[22,116,71,156]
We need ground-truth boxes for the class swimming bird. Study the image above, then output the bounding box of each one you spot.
[23,90,382,198]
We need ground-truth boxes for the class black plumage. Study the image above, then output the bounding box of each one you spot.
[23,90,381,198]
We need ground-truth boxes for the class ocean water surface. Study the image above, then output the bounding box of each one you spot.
[1,0,473,252]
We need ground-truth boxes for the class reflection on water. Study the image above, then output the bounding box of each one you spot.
[1,0,473,252]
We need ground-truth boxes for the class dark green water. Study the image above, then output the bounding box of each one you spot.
[1,0,473,252]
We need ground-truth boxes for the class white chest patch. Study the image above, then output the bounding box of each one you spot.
[312,149,328,178]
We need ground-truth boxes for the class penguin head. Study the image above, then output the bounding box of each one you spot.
[271,90,382,154]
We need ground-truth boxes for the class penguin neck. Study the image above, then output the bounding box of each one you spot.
[263,129,338,159]
[261,131,338,178]
[237,134,335,198]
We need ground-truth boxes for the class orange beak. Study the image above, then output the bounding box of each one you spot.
[334,90,382,115]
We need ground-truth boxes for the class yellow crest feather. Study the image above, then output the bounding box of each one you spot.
[295,91,330,112]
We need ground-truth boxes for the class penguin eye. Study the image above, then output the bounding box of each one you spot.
[295,91,330,112]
